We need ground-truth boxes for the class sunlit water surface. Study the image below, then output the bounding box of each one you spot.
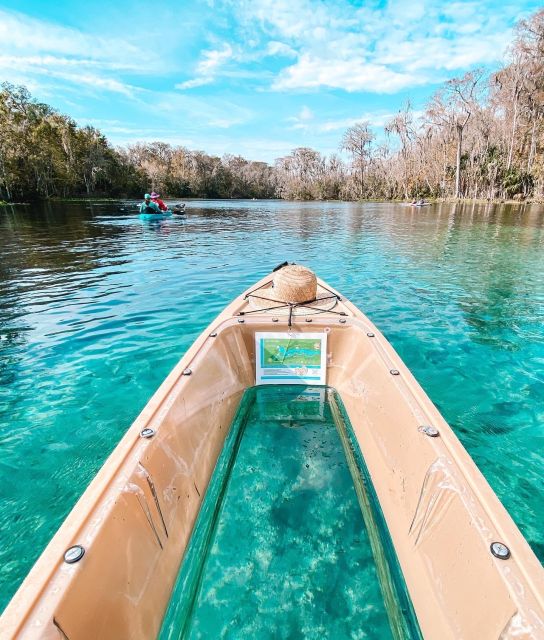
[0,199,543,612]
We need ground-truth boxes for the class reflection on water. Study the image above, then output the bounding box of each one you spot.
[0,199,543,612]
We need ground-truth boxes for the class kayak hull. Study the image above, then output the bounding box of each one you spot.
[139,211,173,220]
[2,272,543,639]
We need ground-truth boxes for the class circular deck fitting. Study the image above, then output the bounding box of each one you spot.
[140,428,155,439]
[419,425,439,437]
[390,369,400,376]
[209,332,218,337]
[272,318,279,323]
[490,542,511,560]
[305,318,312,323]
[183,368,192,376]
[339,319,347,324]
[238,318,245,324]
[367,332,375,337]
[64,545,85,564]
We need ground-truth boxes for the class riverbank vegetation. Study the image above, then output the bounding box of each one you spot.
[0,10,542,203]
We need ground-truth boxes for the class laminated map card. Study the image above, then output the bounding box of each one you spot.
[255,332,327,385]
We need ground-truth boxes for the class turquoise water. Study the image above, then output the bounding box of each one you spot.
[0,200,542,613]
[160,385,420,640]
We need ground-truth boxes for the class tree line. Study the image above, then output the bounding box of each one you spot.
[0,9,542,203]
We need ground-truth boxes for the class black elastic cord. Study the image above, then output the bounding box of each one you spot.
[240,303,294,315]
[241,292,342,320]
[244,281,273,300]
[293,304,347,317]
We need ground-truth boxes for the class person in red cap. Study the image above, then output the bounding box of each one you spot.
[150,192,168,211]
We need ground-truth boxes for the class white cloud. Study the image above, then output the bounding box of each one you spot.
[318,112,398,132]
[231,0,518,94]
[176,44,234,90]
[287,106,313,126]
[240,0,351,41]
[198,44,233,73]
[274,55,422,93]
[0,9,148,68]
[266,41,297,58]
[287,109,411,133]
[0,56,138,97]
[287,105,315,129]
[177,77,213,90]
[208,117,244,128]
[299,106,314,121]
[66,74,137,97]
[377,31,510,73]
[149,90,254,132]
[0,55,135,71]
[0,9,153,97]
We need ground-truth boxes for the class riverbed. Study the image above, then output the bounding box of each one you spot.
[0,199,542,612]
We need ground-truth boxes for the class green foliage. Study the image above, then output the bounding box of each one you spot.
[0,82,143,201]
[122,144,277,200]
[501,170,534,198]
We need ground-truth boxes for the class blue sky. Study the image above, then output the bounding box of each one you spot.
[0,0,539,162]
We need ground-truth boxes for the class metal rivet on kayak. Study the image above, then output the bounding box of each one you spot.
[272,318,278,323]
[183,369,192,376]
[64,545,85,564]
[305,318,312,323]
[140,428,155,439]
[390,369,400,376]
[209,332,217,338]
[367,332,375,337]
[419,425,439,437]
[490,542,511,560]
[238,319,245,323]
[339,319,346,324]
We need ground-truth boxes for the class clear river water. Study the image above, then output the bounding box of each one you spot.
[0,199,543,615]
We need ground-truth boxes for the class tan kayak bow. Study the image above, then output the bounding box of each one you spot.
[2,265,543,639]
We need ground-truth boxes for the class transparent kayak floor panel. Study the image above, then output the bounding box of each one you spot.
[160,385,421,640]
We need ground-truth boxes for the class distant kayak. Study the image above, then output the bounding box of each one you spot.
[139,211,173,220]
[139,204,185,220]
[405,202,431,207]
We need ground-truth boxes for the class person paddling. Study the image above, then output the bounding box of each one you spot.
[139,193,161,214]
[151,192,168,212]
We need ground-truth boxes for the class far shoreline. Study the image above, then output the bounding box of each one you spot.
[1,196,543,208]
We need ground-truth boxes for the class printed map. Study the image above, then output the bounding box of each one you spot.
[262,338,322,368]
